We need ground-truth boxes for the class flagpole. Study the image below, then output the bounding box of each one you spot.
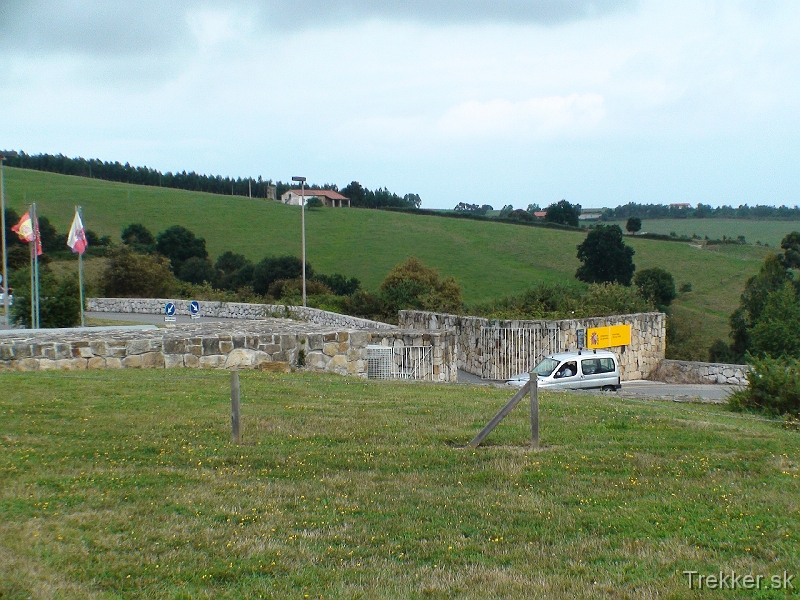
[77,206,85,327]
[0,156,8,328]
[31,202,39,329]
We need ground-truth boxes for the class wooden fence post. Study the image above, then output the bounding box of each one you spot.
[231,370,241,445]
[467,380,530,449]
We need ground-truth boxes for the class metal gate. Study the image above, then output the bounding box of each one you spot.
[479,326,562,380]
[366,345,433,381]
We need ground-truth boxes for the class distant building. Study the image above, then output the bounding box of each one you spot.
[533,211,547,219]
[670,203,692,209]
[281,189,351,207]
[578,208,604,221]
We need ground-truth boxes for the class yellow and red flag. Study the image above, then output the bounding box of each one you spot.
[11,210,43,255]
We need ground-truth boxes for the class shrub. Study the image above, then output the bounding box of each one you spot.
[102,246,178,298]
[634,267,676,308]
[379,257,462,315]
[121,223,156,253]
[155,225,208,274]
[312,273,361,296]
[729,356,800,416]
[252,256,313,296]
[708,339,737,364]
[268,278,331,300]
[10,267,81,328]
[179,257,216,285]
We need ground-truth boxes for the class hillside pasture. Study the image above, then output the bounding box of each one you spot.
[610,219,800,248]
[2,168,772,351]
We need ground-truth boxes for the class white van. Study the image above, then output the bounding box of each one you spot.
[507,349,621,391]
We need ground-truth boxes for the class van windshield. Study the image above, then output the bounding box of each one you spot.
[532,358,560,376]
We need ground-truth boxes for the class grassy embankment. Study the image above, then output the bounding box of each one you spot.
[4,167,772,351]
[1,370,798,599]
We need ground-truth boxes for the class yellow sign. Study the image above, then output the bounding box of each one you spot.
[586,324,631,349]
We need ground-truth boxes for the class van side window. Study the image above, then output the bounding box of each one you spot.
[582,358,615,375]
[598,358,615,373]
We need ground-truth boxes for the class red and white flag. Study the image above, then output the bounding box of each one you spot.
[11,210,43,256]
[67,211,88,255]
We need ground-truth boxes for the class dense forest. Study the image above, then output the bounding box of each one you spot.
[1,151,421,209]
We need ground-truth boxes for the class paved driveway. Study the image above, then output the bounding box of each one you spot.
[459,370,737,403]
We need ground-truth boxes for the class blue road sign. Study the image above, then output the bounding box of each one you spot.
[190,301,200,314]
[165,302,176,316]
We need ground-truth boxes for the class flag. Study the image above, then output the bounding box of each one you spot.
[11,211,34,242]
[67,211,88,255]
[11,210,43,255]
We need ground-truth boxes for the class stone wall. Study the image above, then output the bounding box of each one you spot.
[0,320,457,382]
[398,310,665,381]
[87,298,396,330]
[648,359,749,385]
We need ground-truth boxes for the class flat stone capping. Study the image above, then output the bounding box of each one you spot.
[649,359,750,386]
[0,319,457,382]
[0,325,157,336]
[87,298,395,330]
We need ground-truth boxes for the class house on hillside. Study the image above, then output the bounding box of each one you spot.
[281,189,351,207]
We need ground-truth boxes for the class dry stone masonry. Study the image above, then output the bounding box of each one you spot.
[648,359,749,386]
[87,298,395,330]
[0,319,457,381]
[399,310,666,381]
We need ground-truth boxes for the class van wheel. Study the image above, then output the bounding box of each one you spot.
[601,385,616,392]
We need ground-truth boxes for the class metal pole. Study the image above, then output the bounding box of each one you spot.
[0,157,8,327]
[32,202,39,329]
[530,374,539,448]
[301,179,306,307]
[77,206,85,327]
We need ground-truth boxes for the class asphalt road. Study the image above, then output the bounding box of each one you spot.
[84,311,249,326]
[457,370,736,403]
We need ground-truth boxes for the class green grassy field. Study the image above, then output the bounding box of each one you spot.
[608,219,800,248]
[3,168,777,351]
[1,370,797,599]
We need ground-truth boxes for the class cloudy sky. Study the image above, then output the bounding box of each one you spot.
[1,0,798,209]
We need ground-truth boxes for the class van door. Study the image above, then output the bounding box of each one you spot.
[579,356,618,389]
[551,360,581,389]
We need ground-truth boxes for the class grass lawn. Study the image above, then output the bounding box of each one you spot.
[1,370,797,599]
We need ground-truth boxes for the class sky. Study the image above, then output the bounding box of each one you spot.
[1,0,799,210]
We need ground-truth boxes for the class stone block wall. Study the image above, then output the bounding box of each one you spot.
[648,359,749,385]
[399,310,666,381]
[87,298,396,330]
[0,321,457,382]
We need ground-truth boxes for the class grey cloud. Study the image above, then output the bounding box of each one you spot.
[0,0,634,56]
[0,0,192,55]
[261,0,635,26]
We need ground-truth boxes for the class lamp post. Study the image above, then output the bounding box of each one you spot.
[291,176,307,307]
[0,152,11,328]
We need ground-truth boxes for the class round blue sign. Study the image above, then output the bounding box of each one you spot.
[165,302,176,316]
[190,301,200,314]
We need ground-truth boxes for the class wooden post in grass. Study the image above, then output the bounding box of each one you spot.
[231,370,241,445]
[467,380,530,449]
[530,374,539,448]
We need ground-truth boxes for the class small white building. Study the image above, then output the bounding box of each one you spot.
[280,189,351,207]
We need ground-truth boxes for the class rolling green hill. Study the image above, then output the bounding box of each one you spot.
[608,218,800,248]
[3,167,774,352]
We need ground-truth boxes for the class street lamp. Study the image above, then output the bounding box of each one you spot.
[291,176,307,307]
[0,151,15,328]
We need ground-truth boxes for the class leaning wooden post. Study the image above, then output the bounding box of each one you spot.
[231,370,241,445]
[530,374,539,448]
[467,380,530,449]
